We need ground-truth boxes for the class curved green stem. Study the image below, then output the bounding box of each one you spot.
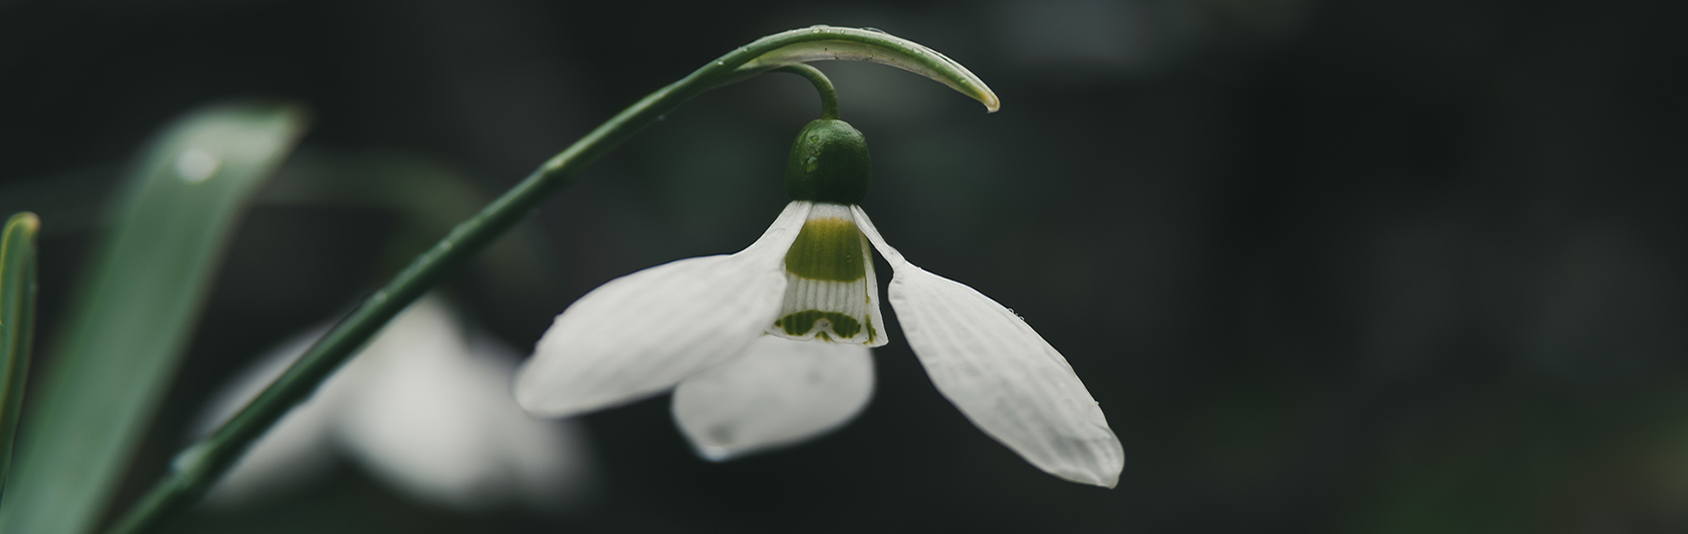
[777,64,840,120]
[104,25,996,534]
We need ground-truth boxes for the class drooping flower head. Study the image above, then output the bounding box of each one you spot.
[516,118,1123,487]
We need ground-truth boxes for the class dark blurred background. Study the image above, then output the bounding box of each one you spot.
[4,0,1688,532]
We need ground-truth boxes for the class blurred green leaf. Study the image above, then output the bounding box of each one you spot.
[1,212,41,503]
[0,152,562,310]
[0,102,307,534]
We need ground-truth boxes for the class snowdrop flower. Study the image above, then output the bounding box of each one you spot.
[195,296,593,509]
[516,119,1122,487]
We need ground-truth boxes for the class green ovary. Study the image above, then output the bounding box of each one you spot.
[775,310,863,339]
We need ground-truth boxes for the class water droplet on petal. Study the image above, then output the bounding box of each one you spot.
[175,148,219,183]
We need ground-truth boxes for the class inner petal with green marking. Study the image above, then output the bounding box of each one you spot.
[768,203,885,346]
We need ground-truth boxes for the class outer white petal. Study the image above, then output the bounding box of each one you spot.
[854,206,1124,488]
[192,328,340,506]
[336,302,593,509]
[671,335,874,461]
[516,202,813,417]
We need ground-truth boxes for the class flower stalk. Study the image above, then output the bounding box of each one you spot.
[105,26,997,534]
[777,64,840,120]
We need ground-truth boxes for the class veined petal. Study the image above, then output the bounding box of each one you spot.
[769,203,887,346]
[516,202,814,416]
[853,206,1124,487]
[672,335,874,461]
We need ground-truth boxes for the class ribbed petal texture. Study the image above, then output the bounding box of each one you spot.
[853,205,1124,488]
[768,203,887,346]
[516,202,812,416]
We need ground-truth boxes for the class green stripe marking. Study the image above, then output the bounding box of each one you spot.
[784,217,867,281]
[775,310,862,339]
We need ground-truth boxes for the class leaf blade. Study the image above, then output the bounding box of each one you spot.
[0,212,41,504]
[0,102,307,534]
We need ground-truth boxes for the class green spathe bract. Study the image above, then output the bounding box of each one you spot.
[786,120,871,204]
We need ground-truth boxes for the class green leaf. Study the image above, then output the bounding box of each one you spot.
[731,25,1001,112]
[0,102,307,534]
[1,212,41,504]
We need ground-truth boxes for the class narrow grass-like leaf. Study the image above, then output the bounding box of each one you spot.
[0,102,306,534]
[0,212,41,504]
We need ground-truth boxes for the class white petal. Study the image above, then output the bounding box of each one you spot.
[850,205,909,269]
[672,335,874,461]
[768,203,888,346]
[516,201,813,416]
[193,328,340,506]
[854,206,1124,487]
[336,307,593,509]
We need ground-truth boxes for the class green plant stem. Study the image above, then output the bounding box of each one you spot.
[0,212,40,504]
[777,64,840,120]
[105,25,997,534]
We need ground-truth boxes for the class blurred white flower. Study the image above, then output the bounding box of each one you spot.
[195,296,592,509]
[515,201,1123,487]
